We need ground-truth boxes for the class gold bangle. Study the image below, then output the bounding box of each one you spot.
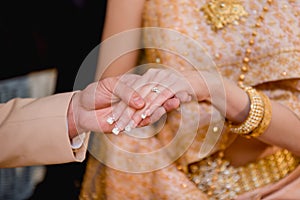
[244,91,272,139]
[228,87,264,135]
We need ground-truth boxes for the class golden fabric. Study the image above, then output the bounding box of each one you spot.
[187,149,299,199]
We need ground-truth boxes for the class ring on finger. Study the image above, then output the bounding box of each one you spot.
[151,87,161,94]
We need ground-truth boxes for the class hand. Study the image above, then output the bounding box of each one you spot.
[110,68,198,133]
[67,76,145,138]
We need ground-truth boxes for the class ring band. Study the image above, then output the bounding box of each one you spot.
[151,87,160,93]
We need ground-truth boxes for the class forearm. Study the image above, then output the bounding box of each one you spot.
[258,101,300,155]
[95,0,145,80]
[208,78,250,124]
[214,79,300,156]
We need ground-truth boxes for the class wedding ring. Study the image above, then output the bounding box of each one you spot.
[141,113,147,119]
[151,87,160,94]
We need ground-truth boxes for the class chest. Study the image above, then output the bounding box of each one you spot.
[143,0,300,66]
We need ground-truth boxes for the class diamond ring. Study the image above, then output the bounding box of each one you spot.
[151,87,160,94]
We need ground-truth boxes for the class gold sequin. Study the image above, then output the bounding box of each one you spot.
[201,0,248,31]
[187,149,299,200]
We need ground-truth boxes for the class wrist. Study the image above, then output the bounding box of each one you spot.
[224,80,250,123]
[185,71,210,102]
[67,93,80,139]
[206,78,250,123]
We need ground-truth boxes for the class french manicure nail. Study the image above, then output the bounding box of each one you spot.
[112,127,120,135]
[141,113,147,119]
[106,117,115,125]
[125,125,132,132]
[125,120,136,132]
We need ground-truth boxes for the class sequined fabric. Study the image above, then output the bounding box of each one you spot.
[80,1,300,199]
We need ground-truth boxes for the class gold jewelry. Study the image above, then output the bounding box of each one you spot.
[151,87,161,94]
[186,149,299,200]
[228,87,264,135]
[230,0,273,137]
[201,0,248,31]
[226,0,274,137]
[244,91,272,138]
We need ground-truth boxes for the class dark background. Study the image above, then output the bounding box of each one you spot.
[0,0,107,199]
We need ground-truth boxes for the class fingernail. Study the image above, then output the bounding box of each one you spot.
[133,96,144,107]
[112,127,120,135]
[106,117,115,125]
[125,120,136,132]
[124,125,132,132]
[141,113,147,119]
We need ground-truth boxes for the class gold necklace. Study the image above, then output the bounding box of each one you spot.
[201,0,249,31]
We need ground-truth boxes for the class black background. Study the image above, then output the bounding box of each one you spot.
[0,0,107,199]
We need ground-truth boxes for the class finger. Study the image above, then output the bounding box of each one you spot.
[175,91,192,103]
[115,106,136,132]
[120,84,163,131]
[138,117,151,127]
[95,104,134,135]
[87,108,116,134]
[137,106,167,127]
[108,77,160,131]
[118,73,141,86]
[163,97,180,112]
[133,87,174,121]
[150,106,167,124]
[106,101,127,124]
[113,80,145,109]
[111,81,157,128]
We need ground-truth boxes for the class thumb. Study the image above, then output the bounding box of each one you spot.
[113,79,145,109]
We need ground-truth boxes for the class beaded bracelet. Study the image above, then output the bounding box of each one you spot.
[244,91,272,139]
[228,87,264,135]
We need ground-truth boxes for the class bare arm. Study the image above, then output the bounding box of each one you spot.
[95,0,145,80]
[134,69,300,157]
[204,77,300,156]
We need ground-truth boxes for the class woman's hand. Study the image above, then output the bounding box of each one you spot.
[110,68,208,133]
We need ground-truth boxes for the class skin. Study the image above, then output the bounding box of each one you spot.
[67,75,180,139]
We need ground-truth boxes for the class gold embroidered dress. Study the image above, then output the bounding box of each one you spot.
[80,0,300,199]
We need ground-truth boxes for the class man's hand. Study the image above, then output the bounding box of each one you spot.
[67,76,145,138]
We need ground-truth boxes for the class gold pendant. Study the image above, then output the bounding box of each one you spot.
[201,0,248,31]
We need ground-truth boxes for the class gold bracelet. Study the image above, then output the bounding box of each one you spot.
[244,91,272,139]
[228,87,264,135]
